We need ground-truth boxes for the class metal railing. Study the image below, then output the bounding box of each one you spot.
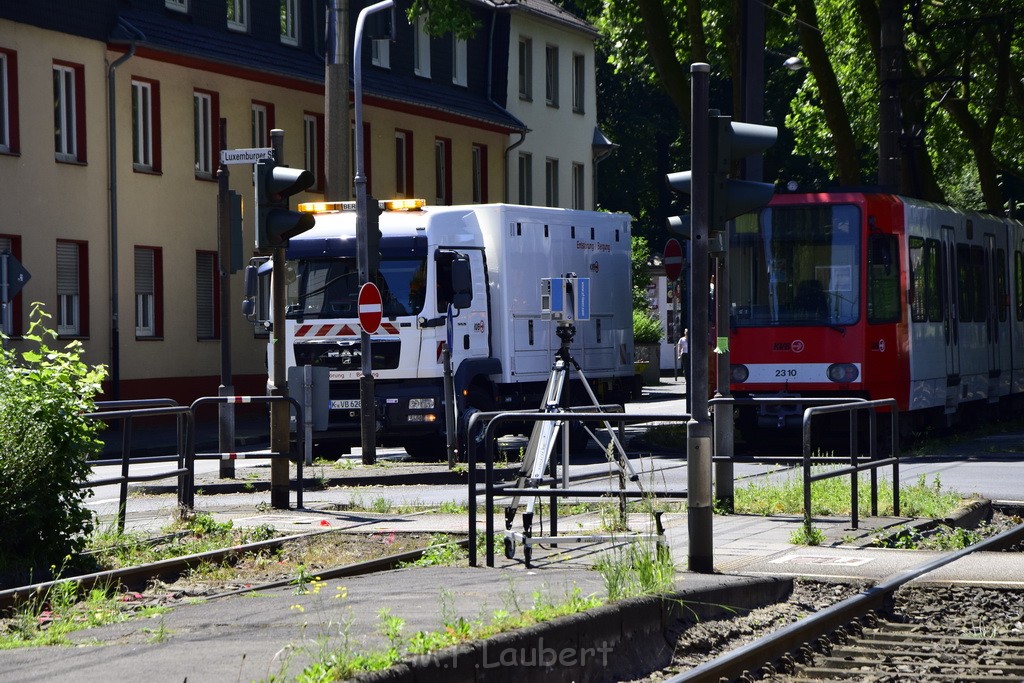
[801,398,900,534]
[85,399,195,532]
[190,395,306,508]
[467,409,690,568]
[709,395,900,533]
[85,396,308,529]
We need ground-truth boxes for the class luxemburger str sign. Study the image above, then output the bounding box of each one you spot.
[220,147,274,165]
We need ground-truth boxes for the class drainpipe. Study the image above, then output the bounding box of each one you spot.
[487,4,529,203]
[107,19,144,400]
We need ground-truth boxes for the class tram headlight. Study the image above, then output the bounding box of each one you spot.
[827,363,859,383]
[730,365,749,383]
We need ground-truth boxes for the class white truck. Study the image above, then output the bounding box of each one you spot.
[253,200,636,458]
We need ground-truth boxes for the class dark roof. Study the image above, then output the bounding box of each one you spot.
[484,0,598,37]
[112,8,526,134]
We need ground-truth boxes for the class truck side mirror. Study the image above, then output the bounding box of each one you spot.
[241,263,260,320]
[451,254,473,310]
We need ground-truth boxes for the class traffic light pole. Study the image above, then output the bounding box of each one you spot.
[217,117,235,480]
[688,63,714,573]
[353,0,393,465]
[269,128,292,509]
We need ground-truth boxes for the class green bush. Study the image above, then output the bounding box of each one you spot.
[632,309,664,343]
[0,305,107,584]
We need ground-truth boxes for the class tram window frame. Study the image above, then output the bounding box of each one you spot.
[868,234,900,323]
[995,247,1007,323]
[909,236,943,323]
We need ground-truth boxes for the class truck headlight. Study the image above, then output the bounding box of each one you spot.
[730,365,749,383]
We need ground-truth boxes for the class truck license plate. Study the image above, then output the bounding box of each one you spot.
[330,399,361,410]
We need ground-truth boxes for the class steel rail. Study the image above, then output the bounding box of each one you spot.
[665,519,1024,683]
[0,529,463,612]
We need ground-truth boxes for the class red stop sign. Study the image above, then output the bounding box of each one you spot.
[358,282,383,334]
[664,238,683,281]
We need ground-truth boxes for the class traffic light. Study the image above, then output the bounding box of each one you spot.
[255,157,316,250]
[666,112,777,232]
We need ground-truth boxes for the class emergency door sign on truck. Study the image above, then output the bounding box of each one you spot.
[249,200,635,459]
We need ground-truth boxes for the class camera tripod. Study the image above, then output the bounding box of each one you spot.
[502,321,661,566]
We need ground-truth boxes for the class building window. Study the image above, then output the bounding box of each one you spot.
[471,144,487,204]
[572,53,585,113]
[0,235,23,335]
[414,15,431,78]
[131,78,160,172]
[434,137,451,205]
[251,101,273,148]
[545,45,559,107]
[452,36,467,86]
[372,35,390,68]
[135,246,162,338]
[57,240,87,337]
[196,251,219,340]
[53,61,86,163]
[0,48,19,155]
[304,112,324,192]
[572,162,585,210]
[193,89,217,178]
[280,0,299,46]
[518,152,532,205]
[166,0,188,12]
[395,129,412,197]
[227,0,248,31]
[545,158,559,207]
[518,37,532,100]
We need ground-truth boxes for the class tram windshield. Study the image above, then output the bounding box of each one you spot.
[730,204,861,327]
[286,257,428,320]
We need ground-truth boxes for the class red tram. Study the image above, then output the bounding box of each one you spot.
[728,191,1024,438]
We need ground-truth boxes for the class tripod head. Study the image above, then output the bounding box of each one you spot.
[555,321,577,346]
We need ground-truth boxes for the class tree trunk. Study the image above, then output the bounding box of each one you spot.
[794,0,862,186]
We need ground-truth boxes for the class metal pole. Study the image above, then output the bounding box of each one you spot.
[713,249,734,511]
[443,341,457,467]
[325,0,352,201]
[269,129,291,509]
[216,118,236,479]
[354,0,393,465]
[688,63,714,573]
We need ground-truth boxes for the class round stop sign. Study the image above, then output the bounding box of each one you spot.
[664,238,683,281]
[358,282,383,334]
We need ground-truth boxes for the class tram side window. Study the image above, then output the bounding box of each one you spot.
[868,235,899,323]
[996,248,1007,323]
[909,236,943,323]
[957,244,973,321]
[972,245,988,323]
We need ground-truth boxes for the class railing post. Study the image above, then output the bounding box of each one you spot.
[802,413,813,538]
[892,405,900,516]
[850,409,858,530]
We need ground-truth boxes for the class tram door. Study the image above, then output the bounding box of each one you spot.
[941,226,960,412]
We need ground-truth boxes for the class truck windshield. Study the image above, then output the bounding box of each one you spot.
[730,204,861,327]
[287,257,428,319]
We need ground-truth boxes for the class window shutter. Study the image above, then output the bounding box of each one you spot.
[57,242,78,294]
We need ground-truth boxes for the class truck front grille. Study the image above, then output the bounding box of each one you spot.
[294,340,401,371]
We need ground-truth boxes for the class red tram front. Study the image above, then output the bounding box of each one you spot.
[729,191,1024,436]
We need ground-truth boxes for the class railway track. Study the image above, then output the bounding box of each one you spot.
[0,528,467,613]
[663,518,1024,683]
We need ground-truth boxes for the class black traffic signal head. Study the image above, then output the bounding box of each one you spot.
[255,158,316,250]
[708,115,777,226]
[665,114,778,231]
